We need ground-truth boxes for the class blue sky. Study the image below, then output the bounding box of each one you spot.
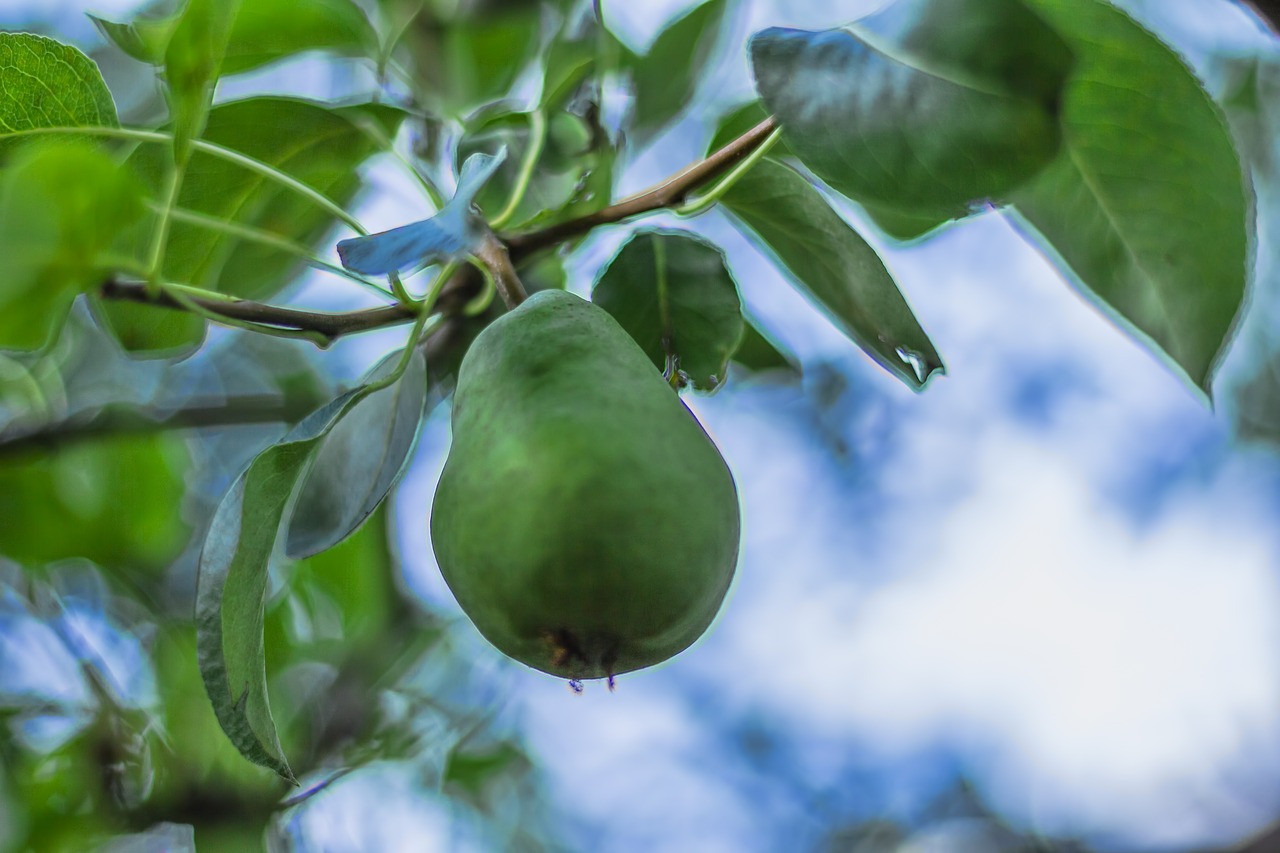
[4,1,1280,851]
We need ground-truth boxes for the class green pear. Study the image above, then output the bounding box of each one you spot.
[431,289,740,681]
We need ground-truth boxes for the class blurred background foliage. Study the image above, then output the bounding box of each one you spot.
[1,0,1280,851]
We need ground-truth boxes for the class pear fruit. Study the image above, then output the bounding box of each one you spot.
[431,289,740,680]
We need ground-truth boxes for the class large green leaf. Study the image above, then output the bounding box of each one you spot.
[93,0,377,76]
[196,353,396,780]
[0,33,117,139]
[721,158,943,389]
[1010,0,1249,393]
[164,0,241,164]
[750,4,1068,218]
[626,0,728,144]
[95,97,404,357]
[592,230,744,392]
[286,349,428,559]
[0,144,145,350]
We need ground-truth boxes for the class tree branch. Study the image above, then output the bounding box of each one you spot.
[92,117,781,342]
[98,280,418,344]
[505,116,779,258]
[0,395,325,459]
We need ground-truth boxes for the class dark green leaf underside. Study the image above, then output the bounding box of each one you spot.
[592,230,744,391]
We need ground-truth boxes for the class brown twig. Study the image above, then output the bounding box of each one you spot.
[505,116,779,258]
[90,116,781,345]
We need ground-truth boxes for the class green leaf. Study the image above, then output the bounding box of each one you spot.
[732,317,800,378]
[286,348,428,559]
[626,0,728,143]
[0,434,189,570]
[0,143,145,350]
[1010,0,1249,393]
[94,0,377,76]
[0,33,118,139]
[136,98,403,298]
[164,0,241,164]
[720,158,943,389]
[750,12,1067,218]
[197,373,396,780]
[592,230,744,391]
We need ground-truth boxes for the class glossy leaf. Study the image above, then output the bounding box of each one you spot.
[592,230,744,391]
[0,144,145,350]
[286,348,427,559]
[0,33,117,139]
[854,0,1073,103]
[337,148,506,276]
[721,158,943,389]
[1010,0,1249,392]
[93,0,377,76]
[197,383,370,781]
[164,0,240,164]
[626,0,728,143]
[750,20,1064,218]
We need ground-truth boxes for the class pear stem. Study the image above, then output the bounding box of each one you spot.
[475,231,528,309]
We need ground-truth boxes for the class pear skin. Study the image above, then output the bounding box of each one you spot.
[431,289,740,680]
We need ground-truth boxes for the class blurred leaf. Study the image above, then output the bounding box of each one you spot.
[337,148,506,276]
[0,434,188,570]
[750,4,1068,218]
[164,0,241,164]
[444,742,528,799]
[0,33,118,140]
[626,0,728,143]
[97,823,195,853]
[90,13,177,65]
[93,0,377,76]
[720,158,943,389]
[287,349,427,559]
[1010,0,1249,392]
[592,230,744,391]
[0,144,145,351]
[732,318,800,377]
[402,5,543,116]
[88,301,206,358]
[293,505,399,651]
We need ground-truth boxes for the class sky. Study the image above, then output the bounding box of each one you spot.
[4,0,1280,851]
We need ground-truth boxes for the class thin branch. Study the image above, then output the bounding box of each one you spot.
[504,115,779,258]
[0,395,323,458]
[98,279,419,343]
[91,118,781,341]
[475,231,528,308]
